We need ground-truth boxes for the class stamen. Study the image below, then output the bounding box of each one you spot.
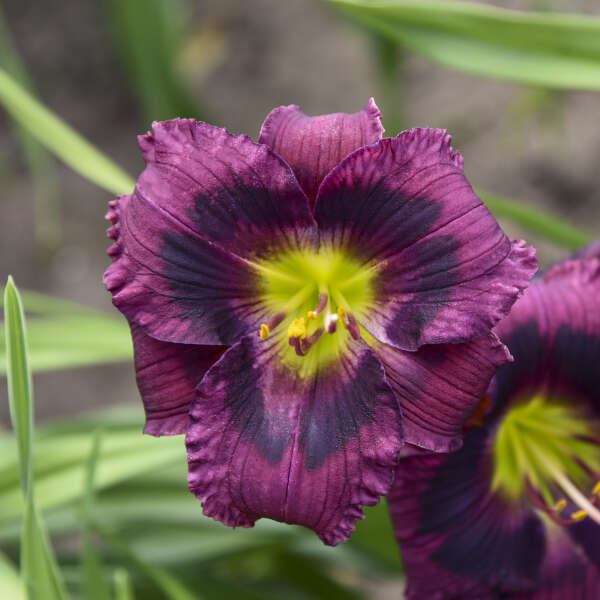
[593,482,600,495]
[337,307,348,329]
[526,486,571,526]
[289,336,305,357]
[553,499,567,515]
[315,293,328,315]
[301,327,324,353]
[307,311,317,320]
[571,510,588,522]
[268,312,286,330]
[346,311,361,340]
[287,318,307,340]
[259,323,270,339]
[550,467,600,526]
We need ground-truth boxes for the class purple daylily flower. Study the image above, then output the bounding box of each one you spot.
[104,99,536,545]
[388,257,600,598]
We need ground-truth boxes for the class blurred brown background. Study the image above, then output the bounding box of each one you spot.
[1,0,599,423]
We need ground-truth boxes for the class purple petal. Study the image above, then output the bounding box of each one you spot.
[375,333,511,453]
[130,323,226,436]
[314,129,537,350]
[137,119,317,258]
[258,99,384,208]
[510,526,600,599]
[389,428,545,599]
[186,334,403,545]
[104,193,268,345]
[568,239,600,262]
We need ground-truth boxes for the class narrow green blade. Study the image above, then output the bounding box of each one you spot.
[81,430,111,600]
[0,287,133,374]
[331,0,600,91]
[4,277,33,495]
[4,277,69,600]
[0,552,26,600]
[113,569,135,600]
[479,191,592,251]
[0,67,134,195]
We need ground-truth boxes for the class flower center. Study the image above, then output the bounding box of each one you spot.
[492,396,600,526]
[254,248,376,372]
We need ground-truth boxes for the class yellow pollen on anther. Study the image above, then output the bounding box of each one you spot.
[337,307,347,329]
[571,510,588,521]
[553,499,567,514]
[593,482,600,495]
[288,317,307,339]
[259,323,270,340]
[307,311,317,320]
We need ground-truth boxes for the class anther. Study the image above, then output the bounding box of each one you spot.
[593,482,600,496]
[288,317,307,340]
[307,311,317,320]
[259,323,270,339]
[337,307,348,329]
[571,510,588,522]
[553,499,567,515]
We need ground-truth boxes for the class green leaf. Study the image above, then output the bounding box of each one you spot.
[106,0,202,122]
[0,427,185,527]
[0,67,134,195]
[1,313,133,373]
[114,569,135,600]
[4,277,68,599]
[331,0,600,91]
[0,5,62,249]
[21,502,68,600]
[479,190,593,250]
[0,552,26,600]
[81,430,112,600]
[96,524,201,600]
[0,288,133,374]
[4,277,33,494]
[347,500,403,572]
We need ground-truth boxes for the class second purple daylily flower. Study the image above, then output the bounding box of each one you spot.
[104,99,536,545]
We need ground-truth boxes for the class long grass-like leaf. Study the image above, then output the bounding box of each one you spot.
[4,277,68,599]
[479,191,593,250]
[0,552,26,600]
[81,430,111,600]
[0,67,134,195]
[331,0,600,91]
[96,523,201,600]
[0,5,62,248]
[4,277,33,494]
[0,288,132,374]
[114,569,135,600]
[106,0,201,122]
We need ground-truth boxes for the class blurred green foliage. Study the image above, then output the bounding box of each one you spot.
[105,0,203,123]
[331,0,600,90]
